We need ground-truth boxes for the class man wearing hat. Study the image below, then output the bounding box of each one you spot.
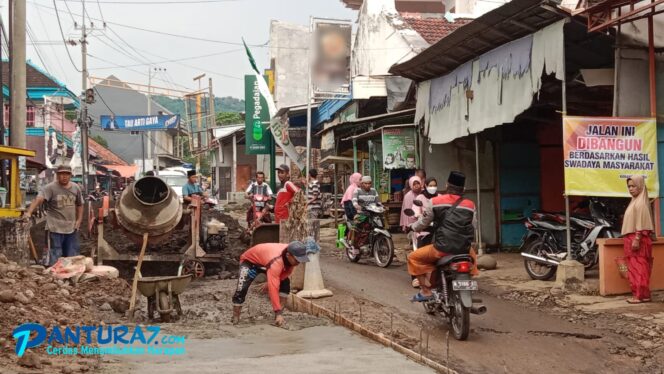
[274,164,300,223]
[232,241,310,327]
[182,169,206,205]
[407,171,476,302]
[24,165,83,266]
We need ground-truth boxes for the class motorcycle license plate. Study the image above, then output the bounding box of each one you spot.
[452,280,478,291]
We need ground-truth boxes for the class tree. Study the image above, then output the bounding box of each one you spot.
[91,135,109,148]
[216,112,243,126]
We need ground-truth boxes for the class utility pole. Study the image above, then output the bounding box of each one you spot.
[9,0,26,149]
[79,0,90,193]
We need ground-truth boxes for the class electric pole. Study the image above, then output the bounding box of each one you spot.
[79,0,89,193]
[9,0,26,149]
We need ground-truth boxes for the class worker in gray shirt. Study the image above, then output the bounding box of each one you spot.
[24,165,83,266]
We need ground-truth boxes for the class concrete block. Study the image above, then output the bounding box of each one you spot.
[555,259,585,285]
[0,218,30,266]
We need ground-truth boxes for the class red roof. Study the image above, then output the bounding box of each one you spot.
[402,15,472,45]
[88,139,128,166]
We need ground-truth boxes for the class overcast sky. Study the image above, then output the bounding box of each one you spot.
[7,0,356,100]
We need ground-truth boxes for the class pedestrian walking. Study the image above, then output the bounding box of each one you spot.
[307,169,322,219]
[24,165,83,266]
[621,175,655,304]
[400,176,422,232]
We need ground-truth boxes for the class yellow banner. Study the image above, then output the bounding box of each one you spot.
[563,116,659,197]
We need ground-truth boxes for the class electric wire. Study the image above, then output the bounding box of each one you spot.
[53,0,82,72]
[26,22,52,75]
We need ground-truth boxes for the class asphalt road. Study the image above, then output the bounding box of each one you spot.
[319,250,646,374]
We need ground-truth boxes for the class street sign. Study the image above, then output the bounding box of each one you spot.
[100,114,180,131]
[244,75,272,155]
[563,116,659,197]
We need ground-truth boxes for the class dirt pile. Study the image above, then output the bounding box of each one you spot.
[0,254,131,373]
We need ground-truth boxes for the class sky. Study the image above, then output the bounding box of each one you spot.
[6,0,357,99]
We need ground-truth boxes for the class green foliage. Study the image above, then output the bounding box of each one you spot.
[216,112,243,126]
[152,95,245,116]
[91,135,109,148]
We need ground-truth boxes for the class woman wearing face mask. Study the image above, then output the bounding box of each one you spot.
[621,175,655,304]
[409,177,438,288]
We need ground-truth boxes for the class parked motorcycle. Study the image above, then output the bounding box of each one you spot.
[403,207,486,341]
[520,198,621,280]
[342,203,394,268]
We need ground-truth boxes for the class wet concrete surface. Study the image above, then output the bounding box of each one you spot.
[317,230,652,374]
[99,325,435,374]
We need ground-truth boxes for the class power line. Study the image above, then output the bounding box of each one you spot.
[61,0,78,24]
[53,0,82,72]
[88,47,242,70]
[26,22,51,74]
[95,0,106,25]
[87,53,193,90]
[92,85,115,116]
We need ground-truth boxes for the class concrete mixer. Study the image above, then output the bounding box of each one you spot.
[94,176,228,279]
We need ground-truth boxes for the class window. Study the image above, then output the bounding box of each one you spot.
[2,105,37,127]
[27,106,35,127]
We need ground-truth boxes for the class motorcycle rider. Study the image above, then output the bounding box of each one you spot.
[407,171,476,302]
[348,176,380,254]
[245,171,274,225]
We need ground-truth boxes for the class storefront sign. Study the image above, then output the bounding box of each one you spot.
[563,116,659,197]
[313,20,351,98]
[382,127,418,170]
[100,115,179,131]
[244,75,272,155]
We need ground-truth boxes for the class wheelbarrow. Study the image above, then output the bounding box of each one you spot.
[137,274,193,322]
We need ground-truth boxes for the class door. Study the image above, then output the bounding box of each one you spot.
[500,143,540,247]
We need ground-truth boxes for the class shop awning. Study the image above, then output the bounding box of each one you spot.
[315,108,416,137]
[320,156,355,166]
[341,124,416,142]
[212,124,244,141]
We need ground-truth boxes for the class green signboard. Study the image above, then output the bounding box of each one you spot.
[244,75,272,155]
[381,127,418,170]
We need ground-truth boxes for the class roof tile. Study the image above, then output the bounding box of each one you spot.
[402,15,472,45]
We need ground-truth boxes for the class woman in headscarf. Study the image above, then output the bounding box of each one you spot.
[621,175,655,304]
[400,176,423,232]
[409,177,438,288]
[341,172,362,221]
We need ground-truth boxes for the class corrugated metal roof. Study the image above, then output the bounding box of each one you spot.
[390,0,570,81]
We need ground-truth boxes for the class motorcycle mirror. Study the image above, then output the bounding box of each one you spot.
[412,200,423,207]
[404,208,415,217]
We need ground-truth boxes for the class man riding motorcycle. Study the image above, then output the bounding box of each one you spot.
[407,171,476,302]
[245,171,274,226]
[348,176,380,255]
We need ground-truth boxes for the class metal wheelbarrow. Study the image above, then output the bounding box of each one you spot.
[137,274,193,322]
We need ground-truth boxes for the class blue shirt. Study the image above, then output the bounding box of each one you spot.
[182,182,203,197]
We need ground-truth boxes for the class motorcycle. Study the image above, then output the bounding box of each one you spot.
[404,206,486,341]
[343,203,394,268]
[520,198,621,280]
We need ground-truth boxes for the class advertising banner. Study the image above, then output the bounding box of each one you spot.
[563,116,659,197]
[244,75,272,155]
[313,20,351,98]
[381,127,418,170]
[100,115,180,131]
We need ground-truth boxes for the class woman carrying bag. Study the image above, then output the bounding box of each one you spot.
[621,175,655,304]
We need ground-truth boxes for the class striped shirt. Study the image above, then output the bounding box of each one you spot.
[307,180,321,210]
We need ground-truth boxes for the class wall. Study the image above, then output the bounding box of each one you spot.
[269,20,310,109]
[215,141,257,193]
[422,137,498,246]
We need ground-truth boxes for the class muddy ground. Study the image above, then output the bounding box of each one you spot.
[0,254,132,374]
[315,228,664,374]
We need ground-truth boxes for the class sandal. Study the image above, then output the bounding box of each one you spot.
[411,293,433,302]
[412,278,420,288]
[626,298,644,304]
